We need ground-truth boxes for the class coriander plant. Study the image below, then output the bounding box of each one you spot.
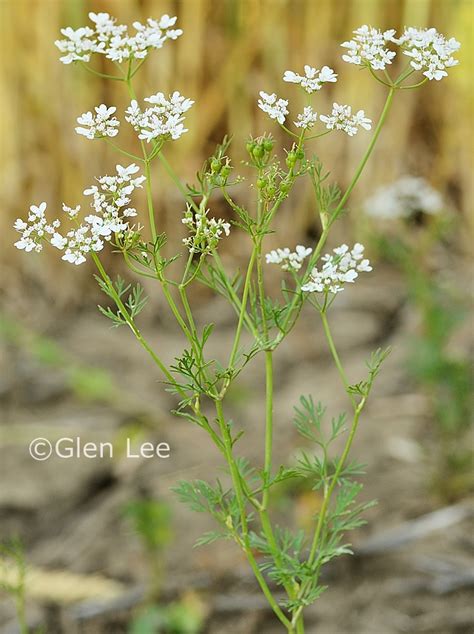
[14,15,460,633]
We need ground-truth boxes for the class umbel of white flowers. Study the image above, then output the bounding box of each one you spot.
[265,243,372,294]
[301,244,373,294]
[55,12,183,64]
[341,25,460,81]
[14,164,144,264]
[14,19,460,269]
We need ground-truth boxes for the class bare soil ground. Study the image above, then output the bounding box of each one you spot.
[1,267,473,633]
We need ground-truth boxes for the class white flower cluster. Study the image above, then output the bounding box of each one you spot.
[258,68,370,136]
[364,176,443,219]
[125,92,194,143]
[14,164,145,265]
[14,203,60,253]
[283,65,337,93]
[341,24,460,80]
[294,106,318,130]
[52,222,104,265]
[257,92,289,125]
[341,25,397,70]
[62,204,81,219]
[320,103,372,136]
[398,27,460,81]
[81,163,145,235]
[55,12,182,65]
[302,244,372,294]
[265,245,312,272]
[182,206,230,254]
[57,164,145,264]
[75,104,120,140]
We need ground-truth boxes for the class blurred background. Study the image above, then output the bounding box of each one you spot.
[0,1,473,633]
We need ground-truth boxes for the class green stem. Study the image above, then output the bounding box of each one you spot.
[279,123,300,139]
[161,282,193,345]
[399,77,429,90]
[291,398,366,627]
[79,62,123,81]
[332,86,395,219]
[122,251,158,279]
[311,405,365,559]
[320,310,356,408]
[123,75,207,375]
[91,253,176,387]
[227,247,258,369]
[214,400,291,630]
[158,152,200,213]
[272,223,331,347]
[257,350,302,609]
[395,66,415,86]
[368,66,394,88]
[305,129,332,141]
[261,351,273,509]
[211,250,259,338]
[276,87,396,343]
[144,159,157,244]
[296,615,305,634]
[104,139,144,162]
[16,590,27,634]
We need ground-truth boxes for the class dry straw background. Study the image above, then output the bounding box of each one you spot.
[0,0,472,307]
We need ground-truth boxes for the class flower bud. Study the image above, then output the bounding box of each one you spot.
[211,159,221,173]
[286,151,297,167]
[246,140,256,154]
[263,138,274,152]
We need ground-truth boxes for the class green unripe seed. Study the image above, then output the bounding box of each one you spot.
[253,145,264,159]
[257,178,267,189]
[211,159,221,173]
[263,139,274,152]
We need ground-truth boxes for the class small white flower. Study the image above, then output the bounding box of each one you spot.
[14,219,27,231]
[62,203,81,218]
[75,104,120,140]
[257,91,289,125]
[14,163,146,264]
[294,106,318,129]
[125,92,194,143]
[55,13,183,65]
[341,25,397,70]
[397,27,460,81]
[283,65,337,93]
[182,206,230,254]
[51,232,68,250]
[302,243,372,294]
[266,245,312,272]
[60,223,104,265]
[55,26,98,64]
[13,202,60,254]
[81,163,145,243]
[320,103,372,136]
